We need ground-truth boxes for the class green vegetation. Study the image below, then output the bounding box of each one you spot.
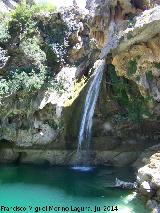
[135,74,140,82]
[108,64,151,124]
[155,63,160,70]
[42,44,58,69]
[0,66,46,96]
[0,15,10,44]
[9,3,36,36]
[49,77,67,95]
[127,32,133,40]
[0,1,68,98]
[0,23,10,43]
[0,64,68,97]
[128,59,137,76]
[146,70,153,81]
[119,35,124,43]
[8,1,56,40]
[20,37,46,67]
[8,2,57,32]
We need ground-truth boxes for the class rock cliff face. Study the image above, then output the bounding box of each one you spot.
[84,1,160,155]
[134,145,160,212]
[0,5,97,149]
[85,0,160,210]
[0,3,104,165]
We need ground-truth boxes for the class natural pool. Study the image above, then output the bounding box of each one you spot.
[0,165,150,213]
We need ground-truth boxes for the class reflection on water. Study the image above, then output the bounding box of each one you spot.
[0,165,150,213]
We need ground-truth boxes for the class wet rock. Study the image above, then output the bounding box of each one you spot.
[115,178,137,189]
[0,148,19,163]
[0,147,142,167]
[135,145,160,210]
[146,200,158,210]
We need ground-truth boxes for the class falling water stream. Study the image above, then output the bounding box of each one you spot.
[78,59,105,151]
[74,22,118,169]
[72,60,105,170]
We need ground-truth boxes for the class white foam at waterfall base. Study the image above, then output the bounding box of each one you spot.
[71,166,94,172]
[77,59,105,153]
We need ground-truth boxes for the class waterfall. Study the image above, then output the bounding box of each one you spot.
[77,59,105,154]
[73,21,117,169]
[77,21,117,154]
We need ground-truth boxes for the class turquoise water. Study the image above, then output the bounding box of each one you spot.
[0,165,150,213]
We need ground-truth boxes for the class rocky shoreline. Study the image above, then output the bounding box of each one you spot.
[133,145,160,213]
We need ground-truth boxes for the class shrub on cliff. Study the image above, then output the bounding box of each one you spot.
[9,2,37,37]
[0,23,10,44]
[0,15,10,44]
[108,64,151,124]
[0,1,69,98]
[0,66,46,96]
[20,37,46,68]
[9,1,56,36]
